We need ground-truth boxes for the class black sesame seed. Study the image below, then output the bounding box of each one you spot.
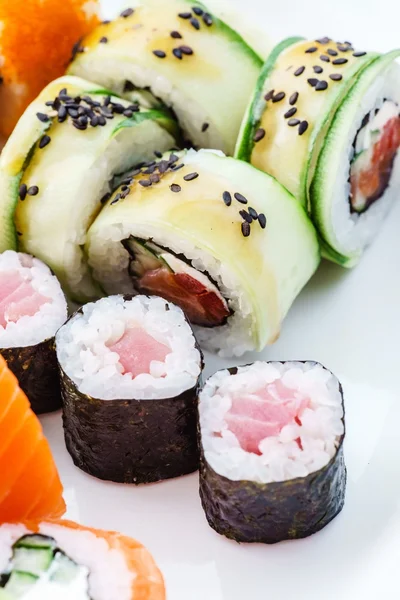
[153,49,166,58]
[123,110,133,118]
[180,45,194,55]
[53,98,61,110]
[330,73,343,81]
[353,51,367,57]
[111,193,122,205]
[307,78,318,87]
[288,118,300,126]
[123,81,136,93]
[337,44,351,52]
[315,80,328,91]
[284,107,297,118]
[78,115,88,126]
[222,191,232,206]
[258,213,267,229]
[154,150,163,158]
[58,105,67,122]
[305,46,318,53]
[150,173,160,184]
[289,92,299,105]
[158,160,169,174]
[99,37,108,43]
[248,207,258,219]
[234,192,248,204]
[27,186,39,196]
[171,163,184,171]
[39,135,51,149]
[59,94,72,102]
[19,184,27,200]
[98,115,107,126]
[327,48,338,56]
[240,209,253,223]
[264,89,275,101]
[170,183,181,192]
[122,176,135,184]
[45,101,54,107]
[241,222,251,237]
[173,48,183,60]
[68,108,79,118]
[332,58,348,65]
[100,192,111,204]
[120,8,134,17]
[253,128,266,142]
[316,36,330,44]
[121,185,129,192]
[170,30,182,39]
[103,95,111,106]
[320,55,330,62]
[201,122,209,132]
[128,104,140,112]
[313,65,323,73]
[17,232,22,237]
[298,120,309,135]
[178,11,192,19]
[183,172,199,181]
[36,112,49,122]
[73,120,87,130]
[102,19,111,24]
[203,12,213,26]
[272,91,285,103]
[59,88,67,96]
[294,66,305,76]
[192,6,203,15]
[143,165,156,175]
[112,103,125,114]
[139,179,152,187]
[190,17,200,30]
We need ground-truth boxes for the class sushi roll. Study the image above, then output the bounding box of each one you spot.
[56,294,203,484]
[198,361,346,543]
[0,520,165,599]
[236,37,400,265]
[0,354,65,522]
[0,0,99,138]
[86,149,319,357]
[67,0,263,155]
[0,251,67,415]
[0,76,178,302]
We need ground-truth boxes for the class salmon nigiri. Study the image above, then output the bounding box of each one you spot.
[0,354,65,523]
[0,519,165,599]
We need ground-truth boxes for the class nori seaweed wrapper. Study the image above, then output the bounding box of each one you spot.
[199,364,346,544]
[1,338,62,414]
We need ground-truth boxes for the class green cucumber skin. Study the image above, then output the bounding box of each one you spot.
[235,36,304,163]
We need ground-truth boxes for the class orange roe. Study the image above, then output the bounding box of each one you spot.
[0,0,100,137]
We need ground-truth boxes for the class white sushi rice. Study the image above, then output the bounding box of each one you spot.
[199,361,344,484]
[56,294,202,401]
[0,251,67,348]
[0,523,133,600]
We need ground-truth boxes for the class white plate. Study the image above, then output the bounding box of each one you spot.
[41,1,400,598]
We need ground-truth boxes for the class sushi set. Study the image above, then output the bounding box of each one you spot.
[0,0,399,597]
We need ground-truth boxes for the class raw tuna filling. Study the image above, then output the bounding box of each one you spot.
[108,327,170,378]
[224,379,309,455]
[350,100,400,213]
[0,271,51,328]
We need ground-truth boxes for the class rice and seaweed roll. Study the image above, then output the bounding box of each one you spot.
[56,294,203,484]
[0,251,67,414]
[198,361,346,543]
[236,37,400,265]
[0,520,165,599]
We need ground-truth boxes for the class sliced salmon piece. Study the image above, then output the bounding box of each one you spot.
[109,327,170,378]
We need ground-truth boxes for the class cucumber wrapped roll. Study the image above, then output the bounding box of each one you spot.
[236,37,400,265]
[67,0,263,155]
[86,149,319,357]
[0,76,178,301]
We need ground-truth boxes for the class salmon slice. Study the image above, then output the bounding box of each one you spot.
[109,327,170,377]
[0,355,65,522]
[28,469,66,521]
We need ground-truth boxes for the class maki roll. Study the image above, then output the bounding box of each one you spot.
[0,520,165,599]
[0,251,67,414]
[67,0,263,154]
[0,76,178,301]
[86,149,319,357]
[236,37,400,265]
[56,294,203,484]
[198,361,346,543]
[0,354,65,522]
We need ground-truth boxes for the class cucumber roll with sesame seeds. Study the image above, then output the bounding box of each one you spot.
[237,38,400,266]
[67,0,263,155]
[85,149,319,357]
[0,76,178,302]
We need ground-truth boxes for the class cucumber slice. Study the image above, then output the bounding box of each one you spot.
[122,237,164,276]
[0,75,178,302]
[13,548,53,577]
[67,0,262,155]
[3,572,38,597]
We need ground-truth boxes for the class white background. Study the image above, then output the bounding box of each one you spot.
[42,1,400,598]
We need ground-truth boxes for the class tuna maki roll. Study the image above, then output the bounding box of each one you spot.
[199,361,346,543]
[0,251,67,414]
[0,76,178,301]
[67,0,263,155]
[236,37,400,265]
[56,294,203,484]
[86,149,319,357]
[0,520,165,599]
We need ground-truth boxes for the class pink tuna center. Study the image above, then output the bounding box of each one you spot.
[224,378,310,455]
[0,271,51,327]
[109,327,171,378]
